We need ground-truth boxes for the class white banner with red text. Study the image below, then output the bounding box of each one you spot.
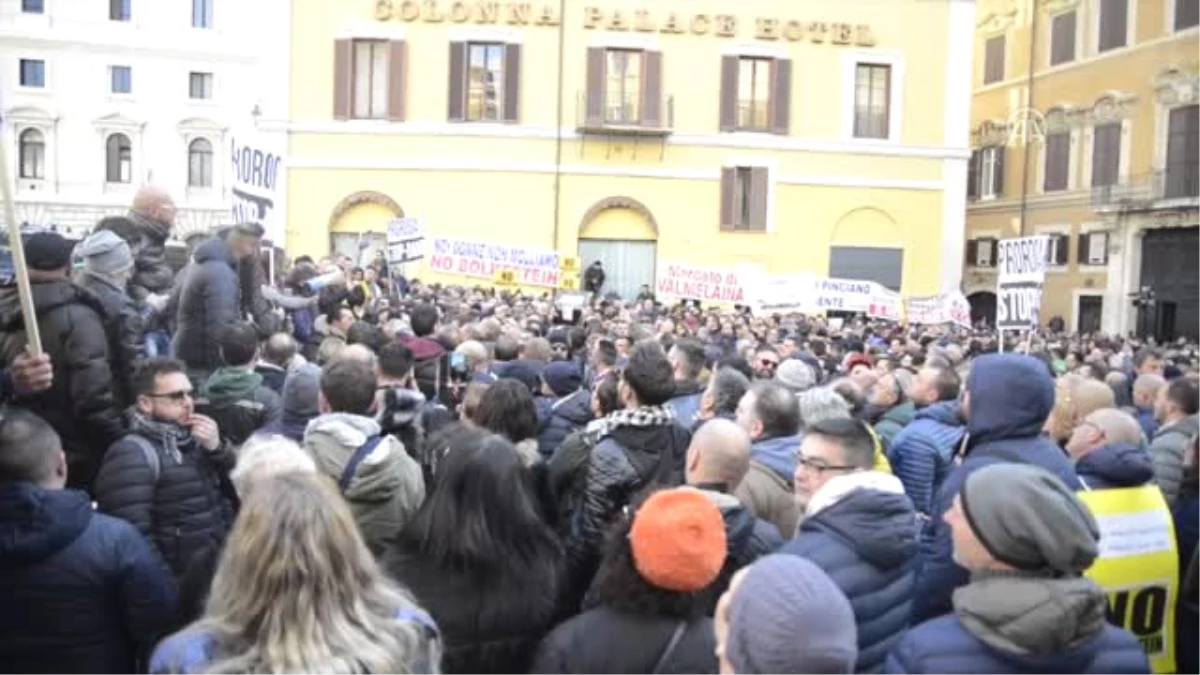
[426,237,562,287]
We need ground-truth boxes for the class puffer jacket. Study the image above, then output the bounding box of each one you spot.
[304,413,425,559]
[92,427,236,578]
[1136,407,1159,442]
[200,367,282,447]
[887,402,965,515]
[0,482,178,673]
[1076,442,1155,491]
[694,485,783,614]
[1149,415,1199,506]
[536,390,594,458]
[734,435,802,538]
[75,270,145,406]
[172,238,241,372]
[874,401,916,452]
[913,355,1081,624]
[0,280,124,488]
[664,381,705,429]
[97,211,174,303]
[531,607,717,674]
[887,573,1150,674]
[783,484,919,673]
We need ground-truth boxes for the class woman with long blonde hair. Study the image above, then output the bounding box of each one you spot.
[150,472,441,674]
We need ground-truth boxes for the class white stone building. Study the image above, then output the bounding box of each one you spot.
[1,0,290,242]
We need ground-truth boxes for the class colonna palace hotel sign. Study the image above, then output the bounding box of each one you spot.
[374,0,877,46]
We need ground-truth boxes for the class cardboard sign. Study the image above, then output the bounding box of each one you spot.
[386,217,425,265]
[996,235,1049,331]
[427,237,561,287]
[229,133,286,243]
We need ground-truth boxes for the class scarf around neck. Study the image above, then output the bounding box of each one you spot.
[127,409,191,464]
[586,405,675,441]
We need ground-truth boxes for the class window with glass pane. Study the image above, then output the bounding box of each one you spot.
[735,57,772,131]
[110,0,131,21]
[733,167,753,229]
[189,72,213,99]
[1049,12,1076,66]
[983,35,1005,83]
[854,63,891,139]
[352,40,389,119]
[1098,0,1127,52]
[605,50,642,124]
[21,0,44,14]
[1178,0,1200,30]
[188,138,213,188]
[19,129,45,179]
[466,44,505,122]
[977,239,994,267]
[110,65,132,94]
[106,133,132,183]
[19,59,45,88]
[1044,131,1070,191]
[1165,105,1199,198]
[193,0,213,29]
[979,146,1001,197]
[1091,123,1121,187]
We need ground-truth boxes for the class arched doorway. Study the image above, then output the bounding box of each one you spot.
[829,207,904,291]
[577,196,658,301]
[968,291,997,329]
[327,191,403,265]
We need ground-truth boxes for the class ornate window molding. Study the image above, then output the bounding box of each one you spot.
[977,0,1019,35]
[1045,105,1084,132]
[1088,91,1138,123]
[1039,0,1081,15]
[7,105,57,193]
[974,118,1010,146]
[1153,67,1199,106]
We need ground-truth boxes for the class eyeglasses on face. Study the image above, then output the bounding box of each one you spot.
[795,454,859,474]
[146,389,194,402]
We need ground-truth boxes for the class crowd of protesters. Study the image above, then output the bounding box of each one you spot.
[0,186,1198,674]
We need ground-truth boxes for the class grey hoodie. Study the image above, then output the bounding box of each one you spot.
[303,413,425,558]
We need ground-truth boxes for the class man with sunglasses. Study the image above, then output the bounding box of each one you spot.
[93,359,235,578]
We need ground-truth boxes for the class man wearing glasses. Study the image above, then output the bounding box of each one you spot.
[93,359,235,578]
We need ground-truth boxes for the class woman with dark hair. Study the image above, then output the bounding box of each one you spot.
[473,378,541,466]
[531,488,724,674]
[386,426,565,674]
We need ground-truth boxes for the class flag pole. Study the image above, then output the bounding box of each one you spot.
[0,132,42,355]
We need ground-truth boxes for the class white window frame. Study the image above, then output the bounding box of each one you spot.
[1083,117,1132,187]
[192,0,214,29]
[723,155,778,233]
[188,71,214,101]
[1090,0,1138,57]
[974,237,997,268]
[7,107,55,193]
[17,56,48,91]
[982,32,1007,85]
[1046,8,1082,68]
[1167,0,1200,33]
[179,118,226,199]
[108,64,133,96]
[93,114,143,192]
[1078,222,1111,271]
[840,49,905,143]
[979,146,1002,198]
[1035,224,1072,272]
[1072,290,1106,332]
[1037,127,1079,193]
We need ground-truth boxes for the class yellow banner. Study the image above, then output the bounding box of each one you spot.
[1077,485,1178,674]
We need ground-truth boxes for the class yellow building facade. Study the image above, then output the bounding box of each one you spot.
[965,0,1199,338]
[282,0,975,300]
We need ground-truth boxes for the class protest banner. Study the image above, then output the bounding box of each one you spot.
[427,236,561,287]
[748,273,817,316]
[905,291,973,328]
[995,235,1049,330]
[230,133,286,243]
[867,284,904,322]
[387,217,425,266]
[813,278,874,313]
[1078,486,1178,673]
[655,262,750,305]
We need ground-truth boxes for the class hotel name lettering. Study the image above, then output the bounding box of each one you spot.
[375,1,876,46]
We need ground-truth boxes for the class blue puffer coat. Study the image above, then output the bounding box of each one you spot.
[912,354,1082,624]
[781,488,919,673]
[665,385,704,429]
[1075,442,1155,491]
[536,390,593,458]
[887,402,965,515]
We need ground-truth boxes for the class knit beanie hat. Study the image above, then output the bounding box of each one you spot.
[78,230,134,276]
[542,361,582,397]
[629,488,727,592]
[960,463,1100,574]
[282,363,321,419]
[725,555,858,674]
[844,353,872,373]
[23,231,75,271]
[775,359,816,394]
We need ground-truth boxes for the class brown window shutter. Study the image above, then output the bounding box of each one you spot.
[719,56,738,132]
[965,240,977,266]
[719,168,735,231]
[503,43,521,122]
[641,50,662,127]
[1077,233,1089,264]
[387,41,407,122]
[749,168,770,231]
[585,47,605,124]
[333,39,353,120]
[447,42,466,122]
[770,58,791,135]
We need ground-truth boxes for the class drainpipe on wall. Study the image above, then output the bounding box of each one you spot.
[551,0,566,251]
[1017,2,1039,236]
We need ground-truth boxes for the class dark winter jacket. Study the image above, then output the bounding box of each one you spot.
[92,427,237,578]
[912,354,1081,624]
[734,434,802,539]
[1173,480,1199,675]
[254,362,287,394]
[783,486,919,673]
[887,573,1151,674]
[531,607,717,674]
[695,485,782,614]
[887,402,965,515]
[387,548,564,674]
[199,367,282,447]
[98,211,174,303]
[664,381,704,429]
[583,265,605,293]
[537,390,594,458]
[0,280,124,488]
[1075,442,1156,491]
[397,334,448,403]
[76,270,145,406]
[874,401,917,452]
[173,238,242,372]
[1136,406,1159,442]
[0,482,178,673]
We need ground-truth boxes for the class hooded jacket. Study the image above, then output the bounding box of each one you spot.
[887,573,1150,674]
[0,280,124,488]
[734,434,802,539]
[782,479,919,673]
[76,269,145,406]
[303,413,425,559]
[200,367,283,447]
[536,390,594,458]
[531,607,717,675]
[397,334,448,402]
[0,482,178,673]
[98,211,173,303]
[693,486,783,614]
[173,238,241,372]
[664,380,705,429]
[1149,414,1199,505]
[887,402,966,516]
[874,401,917,452]
[1075,442,1155,491]
[912,354,1081,624]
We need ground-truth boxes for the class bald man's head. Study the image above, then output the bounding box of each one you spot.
[1066,407,1143,459]
[130,185,176,228]
[334,344,377,367]
[1133,373,1166,407]
[685,418,752,489]
[1074,379,1117,422]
